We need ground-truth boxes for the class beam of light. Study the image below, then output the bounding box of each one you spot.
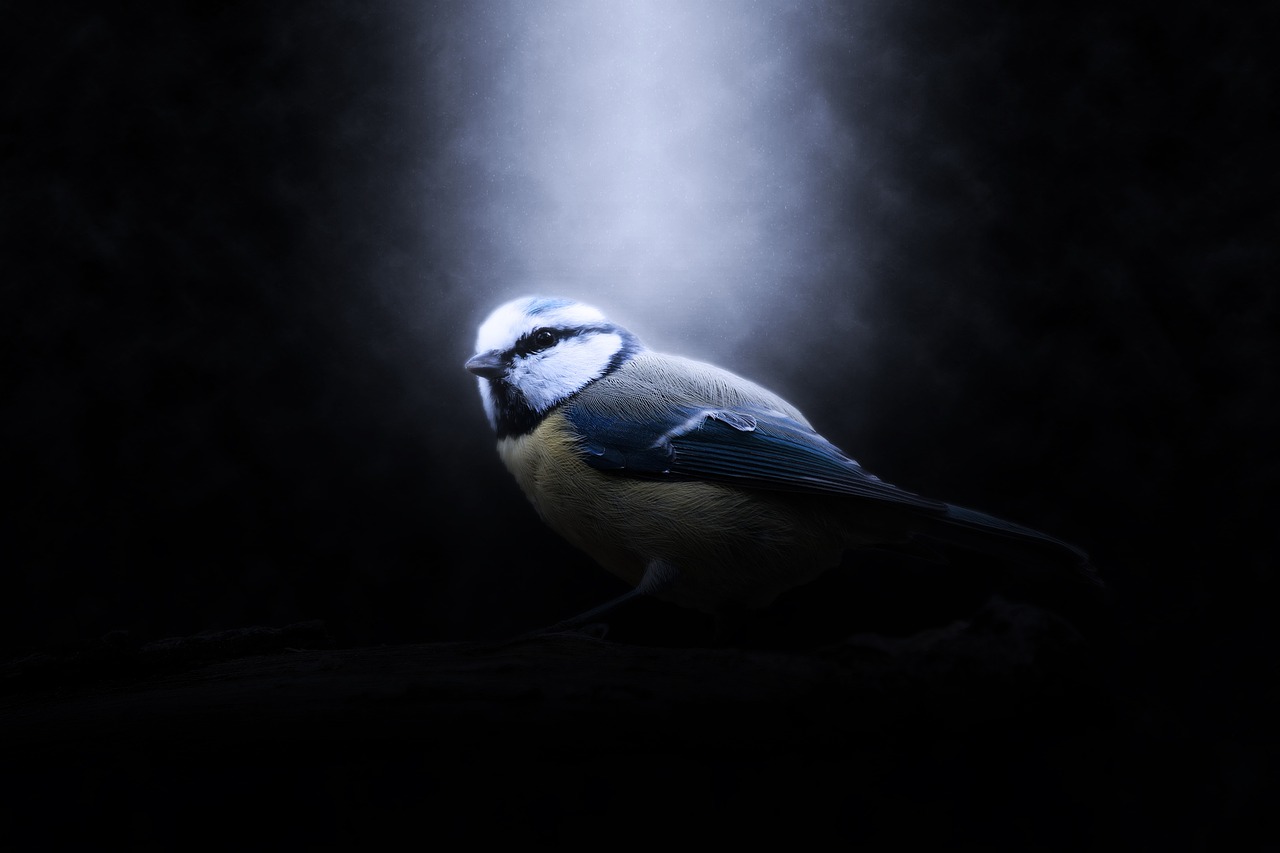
[443,0,862,367]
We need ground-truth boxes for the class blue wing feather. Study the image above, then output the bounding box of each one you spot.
[564,399,944,511]
[558,355,1096,578]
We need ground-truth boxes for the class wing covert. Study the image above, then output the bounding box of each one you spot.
[564,397,944,511]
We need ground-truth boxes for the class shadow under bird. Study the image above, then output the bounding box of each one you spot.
[465,296,1101,639]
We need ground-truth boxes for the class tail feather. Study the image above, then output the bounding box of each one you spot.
[913,503,1103,589]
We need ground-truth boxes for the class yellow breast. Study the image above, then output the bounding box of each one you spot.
[496,411,847,614]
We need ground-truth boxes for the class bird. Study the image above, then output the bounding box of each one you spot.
[465,295,1101,640]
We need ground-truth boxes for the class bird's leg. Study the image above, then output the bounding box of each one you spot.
[513,559,681,641]
[634,558,680,597]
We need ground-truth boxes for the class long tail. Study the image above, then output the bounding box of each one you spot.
[911,503,1104,589]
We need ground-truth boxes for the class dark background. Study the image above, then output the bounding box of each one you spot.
[2,0,1275,846]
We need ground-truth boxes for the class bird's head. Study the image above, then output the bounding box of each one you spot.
[465,296,643,437]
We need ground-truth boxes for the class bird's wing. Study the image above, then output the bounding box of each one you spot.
[567,398,1098,573]
[562,355,1099,579]
[564,396,945,511]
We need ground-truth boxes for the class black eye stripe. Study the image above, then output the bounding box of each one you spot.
[511,322,621,357]
[514,326,566,355]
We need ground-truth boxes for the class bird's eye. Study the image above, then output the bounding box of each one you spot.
[530,328,557,351]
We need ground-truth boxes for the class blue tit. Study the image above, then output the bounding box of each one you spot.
[465,295,1100,635]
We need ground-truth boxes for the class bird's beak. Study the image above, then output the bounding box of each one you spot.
[465,350,505,379]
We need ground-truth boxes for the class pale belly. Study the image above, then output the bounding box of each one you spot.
[496,413,849,615]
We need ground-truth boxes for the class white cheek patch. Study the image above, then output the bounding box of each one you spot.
[514,332,623,412]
